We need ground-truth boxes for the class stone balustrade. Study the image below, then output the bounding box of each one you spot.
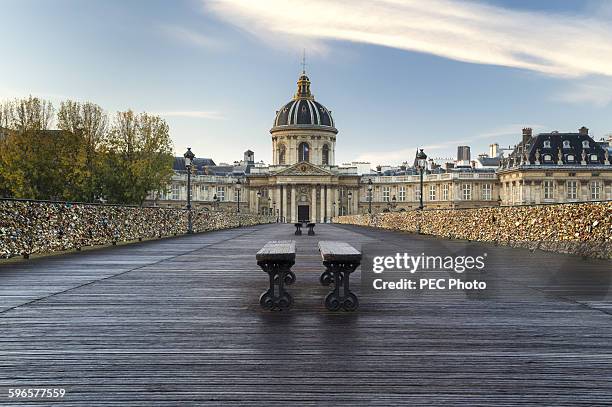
[334,201,612,259]
[0,199,274,259]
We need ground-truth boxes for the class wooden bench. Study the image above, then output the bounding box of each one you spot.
[307,223,316,236]
[294,223,303,235]
[256,240,296,310]
[318,241,362,311]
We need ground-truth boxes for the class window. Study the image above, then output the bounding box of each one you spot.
[543,140,551,148]
[298,142,310,162]
[461,184,472,200]
[566,154,574,162]
[216,186,225,201]
[398,186,406,202]
[234,188,241,202]
[415,188,421,201]
[442,184,449,200]
[590,154,598,162]
[566,180,577,200]
[429,185,436,201]
[543,180,554,200]
[481,183,492,200]
[563,140,570,148]
[382,186,390,202]
[322,144,329,165]
[278,144,286,165]
[171,184,180,200]
[590,181,602,200]
[544,154,552,162]
[582,140,590,148]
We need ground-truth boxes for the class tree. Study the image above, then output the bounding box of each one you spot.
[57,101,108,201]
[9,96,54,132]
[101,110,174,205]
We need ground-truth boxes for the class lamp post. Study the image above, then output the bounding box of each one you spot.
[367,179,373,214]
[391,195,397,211]
[213,194,218,211]
[235,178,242,213]
[183,147,195,234]
[416,149,427,210]
[348,191,352,215]
[332,201,336,220]
[256,190,262,214]
[267,197,271,216]
[273,201,277,222]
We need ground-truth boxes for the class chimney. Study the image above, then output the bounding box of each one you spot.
[457,146,471,161]
[489,143,499,157]
[579,126,589,135]
[522,127,532,145]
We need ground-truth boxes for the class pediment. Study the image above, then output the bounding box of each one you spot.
[275,162,334,176]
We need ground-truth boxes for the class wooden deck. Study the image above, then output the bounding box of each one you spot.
[1,223,611,405]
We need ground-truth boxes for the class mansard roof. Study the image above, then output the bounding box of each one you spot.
[503,130,608,167]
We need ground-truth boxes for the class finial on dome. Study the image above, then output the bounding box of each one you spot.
[294,50,314,100]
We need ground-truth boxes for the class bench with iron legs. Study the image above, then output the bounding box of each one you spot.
[256,240,296,310]
[294,223,302,235]
[307,223,316,236]
[318,241,361,311]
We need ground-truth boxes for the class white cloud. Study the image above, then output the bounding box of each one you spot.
[161,24,224,49]
[154,110,225,120]
[204,0,612,79]
[554,76,612,107]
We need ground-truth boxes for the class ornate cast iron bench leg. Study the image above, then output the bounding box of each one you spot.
[320,261,359,311]
[258,260,296,310]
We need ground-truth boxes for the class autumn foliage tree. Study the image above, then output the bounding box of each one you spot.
[0,96,174,205]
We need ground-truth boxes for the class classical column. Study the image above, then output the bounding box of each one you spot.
[320,186,326,223]
[279,185,289,222]
[311,186,317,222]
[334,188,339,218]
[291,185,296,223]
[326,186,332,222]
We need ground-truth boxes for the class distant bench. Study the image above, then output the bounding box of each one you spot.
[294,222,316,236]
[294,223,302,235]
[306,223,315,236]
[256,240,296,310]
[318,241,362,311]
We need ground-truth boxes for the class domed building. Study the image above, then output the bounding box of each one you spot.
[247,71,360,223]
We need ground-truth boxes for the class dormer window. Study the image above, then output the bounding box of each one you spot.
[543,154,552,161]
[563,140,570,149]
[590,154,598,161]
[566,154,574,162]
[582,140,590,148]
[543,140,551,148]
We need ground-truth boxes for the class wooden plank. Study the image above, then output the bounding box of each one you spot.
[0,223,611,405]
[318,240,362,262]
[255,240,296,262]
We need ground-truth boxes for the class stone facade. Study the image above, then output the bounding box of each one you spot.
[334,201,612,259]
[147,75,612,221]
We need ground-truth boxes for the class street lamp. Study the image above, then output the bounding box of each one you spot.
[367,179,373,214]
[348,191,353,215]
[416,149,427,210]
[213,194,218,211]
[272,200,277,222]
[235,178,242,213]
[256,190,262,214]
[183,147,195,234]
[332,201,336,220]
[392,195,397,211]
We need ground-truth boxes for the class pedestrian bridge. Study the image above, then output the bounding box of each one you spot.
[1,223,611,405]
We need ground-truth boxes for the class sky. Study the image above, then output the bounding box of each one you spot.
[1,0,612,166]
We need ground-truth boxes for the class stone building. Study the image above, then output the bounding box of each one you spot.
[498,127,612,205]
[147,73,612,219]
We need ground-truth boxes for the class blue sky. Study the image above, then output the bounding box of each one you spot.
[2,0,612,166]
